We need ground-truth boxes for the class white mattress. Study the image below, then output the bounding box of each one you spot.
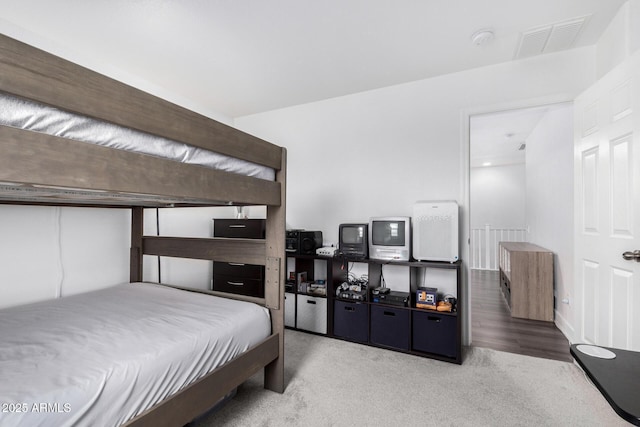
[0,283,271,427]
[0,92,275,181]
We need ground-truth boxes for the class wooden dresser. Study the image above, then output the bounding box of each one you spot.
[499,242,554,322]
[213,218,266,298]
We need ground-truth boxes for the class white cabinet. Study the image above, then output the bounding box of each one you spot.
[284,292,296,328]
[296,295,327,334]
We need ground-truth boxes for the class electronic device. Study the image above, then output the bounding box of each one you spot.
[336,278,368,302]
[368,217,411,261]
[412,201,459,262]
[337,290,366,301]
[285,280,295,293]
[286,229,302,253]
[286,230,323,255]
[371,286,390,295]
[416,287,438,310]
[338,223,368,259]
[371,290,410,307]
[316,246,337,257]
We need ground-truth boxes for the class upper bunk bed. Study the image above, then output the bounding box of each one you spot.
[0,32,287,426]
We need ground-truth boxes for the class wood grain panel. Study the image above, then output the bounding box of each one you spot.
[130,207,144,283]
[143,236,266,266]
[161,284,266,306]
[0,33,282,170]
[123,333,279,427]
[0,126,281,206]
[264,148,286,393]
[500,242,554,322]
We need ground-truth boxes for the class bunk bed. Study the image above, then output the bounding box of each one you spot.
[0,32,286,427]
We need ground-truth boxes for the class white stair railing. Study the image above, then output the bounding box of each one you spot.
[470,225,527,270]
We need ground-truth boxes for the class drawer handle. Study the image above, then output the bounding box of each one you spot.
[383,311,396,317]
[229,225,246,228]
[228,262,246,266]
[427,316,441,322]
[345,306,355,312]
[227,281,244,287]
[307,300,316,305]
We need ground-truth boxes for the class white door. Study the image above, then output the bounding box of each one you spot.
[574,50,640,351]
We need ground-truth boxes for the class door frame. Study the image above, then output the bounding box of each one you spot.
[459,93,575,346]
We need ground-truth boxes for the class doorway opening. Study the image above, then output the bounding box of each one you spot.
[468,102,572,362]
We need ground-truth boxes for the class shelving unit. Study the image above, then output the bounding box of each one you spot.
[286,254,462,364]
[499,242,554,322]
[285,254,343,334]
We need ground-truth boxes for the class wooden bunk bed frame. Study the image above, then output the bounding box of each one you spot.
[0,33,286,426]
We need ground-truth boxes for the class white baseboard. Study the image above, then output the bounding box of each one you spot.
[555,309,576,344]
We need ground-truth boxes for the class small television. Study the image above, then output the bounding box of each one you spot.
[339,223,368,259]
[368,217,411,261]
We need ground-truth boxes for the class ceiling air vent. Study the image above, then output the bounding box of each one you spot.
[515,15,590,59]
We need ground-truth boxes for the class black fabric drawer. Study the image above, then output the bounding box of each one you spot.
[213,219,266,239]
[370,305,410,351]
[213,261,264,279]
[213,274,264,298]
[334,300,369,343]
[412,311,457,358]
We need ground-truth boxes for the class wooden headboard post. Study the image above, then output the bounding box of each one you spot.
[130,206,144,282]
[264,147,287,393]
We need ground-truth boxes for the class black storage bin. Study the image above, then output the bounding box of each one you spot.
[213,219,266,239]
[412,311,457,358]
[370,305,410,350]
[213,274,264,298]
[214,261,264,279]
[334,300,369,343]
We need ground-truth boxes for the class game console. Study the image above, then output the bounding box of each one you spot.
[336,280,368,302]
[316,246,337,257]
[372,290,410,307]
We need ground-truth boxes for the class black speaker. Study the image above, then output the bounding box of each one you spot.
[286,230,323,255]
[298,231,322,255]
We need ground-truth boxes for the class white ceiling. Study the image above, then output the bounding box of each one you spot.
[470,104,568,168]
[0,0,627,118]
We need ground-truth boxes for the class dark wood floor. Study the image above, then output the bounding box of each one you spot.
[471,269,572,362]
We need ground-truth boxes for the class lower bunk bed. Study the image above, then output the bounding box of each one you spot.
[0,282,278,427]
[0,32,287,427]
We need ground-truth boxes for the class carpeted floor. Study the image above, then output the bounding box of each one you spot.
[194,330,626,426]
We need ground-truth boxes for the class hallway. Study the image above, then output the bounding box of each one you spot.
[470,269,571,362]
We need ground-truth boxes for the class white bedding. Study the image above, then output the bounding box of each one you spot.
[0,283,271,427]
[0,92,275,181]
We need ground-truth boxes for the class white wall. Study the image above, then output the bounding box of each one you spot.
[0,205,130,309]
[236,48,595,248]
[470,164,526,230]
[525,104,574,336]
[0,19,234,125]
[596,0,640,78]
[236,47,596,345]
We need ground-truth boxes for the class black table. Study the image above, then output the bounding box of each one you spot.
[570,344,640,426]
